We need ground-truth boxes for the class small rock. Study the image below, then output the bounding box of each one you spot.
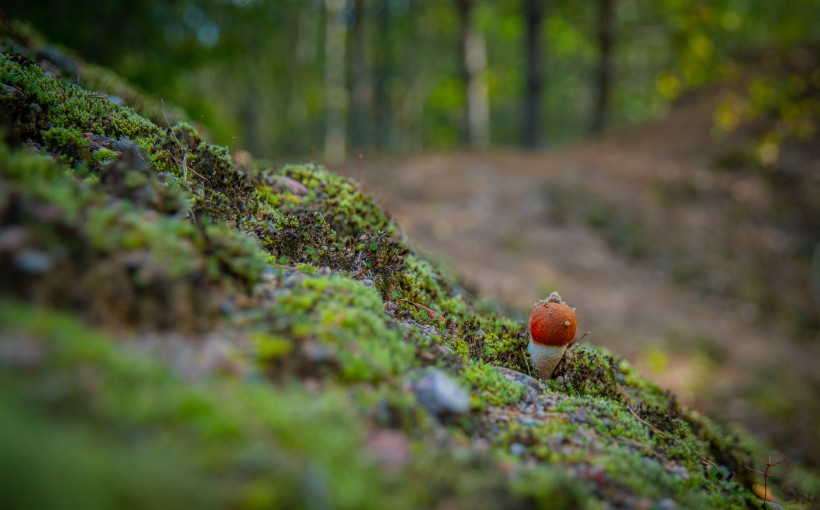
[37,46,78,75]
[412,368,471,417]
[300,341,337,364]
[14,250,53,274]
[495,366,542,404]
[269,175,309,196]
[549,434,566,448]
[0,227,27,251]
[665,464,690,480]
[570,408,593,424]
[365,430,410,472]
[509,443,527,456]
[0,336,45,368]
[656,498,677,510]
[1,84,20,97]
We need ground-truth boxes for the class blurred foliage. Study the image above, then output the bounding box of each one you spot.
[3,0,819,159]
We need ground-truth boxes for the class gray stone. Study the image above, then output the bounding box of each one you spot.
[509,443,527,456]
[412,368,470,417]
[494,366,543,404]
[656,498,677,510]
[14,250,53,274]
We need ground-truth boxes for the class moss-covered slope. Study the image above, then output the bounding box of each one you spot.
[0,22,816,509]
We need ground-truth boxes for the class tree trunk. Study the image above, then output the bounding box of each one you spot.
[348,0,371,153]
[324,0,348,163]
[456,0,490,148]
[522,0,544,149]
[591,0,614,135]
[373,1,392,151]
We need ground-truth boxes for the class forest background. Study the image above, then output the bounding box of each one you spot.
[6,0,817,163]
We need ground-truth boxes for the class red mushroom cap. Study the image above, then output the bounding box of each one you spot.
[529,302,577,347]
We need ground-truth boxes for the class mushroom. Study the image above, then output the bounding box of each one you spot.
[528,292,577,379]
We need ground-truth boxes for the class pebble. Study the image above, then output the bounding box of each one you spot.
[509,443,527,456]
[495,366,542,404]
[300,341,337,364]
[269,175,309,196]
[665,464,690,480]
[0,336,44,368]
[656,498,677,510]
[570,408,593,424]
[412,368,471,417]
[1,84,20,97]
[37,46,78,75]
[14,250,53,274]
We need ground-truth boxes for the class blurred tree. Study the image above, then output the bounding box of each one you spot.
[456,0,490,147]
[372,1,393,151]
[522,0,545,148]
[348,0,371,153]
[325,0,348,163]
[590,0,615,134]
[4,0,818,160]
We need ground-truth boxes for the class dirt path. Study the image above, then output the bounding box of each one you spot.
[338,91,819,465]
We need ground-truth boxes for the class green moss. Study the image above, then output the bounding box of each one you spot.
[280,163,397,238]
[454,312,528,371]
[550,345,624,400]
[41,126,89,164]
[91,147,117,164]
[252,273,414,383]
[0,142,265,330]
[461,361,526,407]
[0,50,159,141]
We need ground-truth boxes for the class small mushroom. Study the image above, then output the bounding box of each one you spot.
[528,292,577,379]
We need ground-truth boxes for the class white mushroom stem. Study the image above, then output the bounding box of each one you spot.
[528,341,567,379]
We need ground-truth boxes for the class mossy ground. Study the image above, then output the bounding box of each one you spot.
[0,21,817,509]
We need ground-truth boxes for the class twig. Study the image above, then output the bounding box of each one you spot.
[617,436,667,462]
[627,406,669,438]
[398,299,444,323]
[170,153,202,180]
[161,98,182,147]
[745,455,785,502]
[521,348,532,377]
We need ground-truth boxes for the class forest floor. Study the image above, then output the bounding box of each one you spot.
[339,88,820,467]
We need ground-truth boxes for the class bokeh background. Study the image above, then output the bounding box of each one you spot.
[6,0,818,467]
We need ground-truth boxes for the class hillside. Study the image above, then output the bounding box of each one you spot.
[0,21,817,509]
[337,82,820,469]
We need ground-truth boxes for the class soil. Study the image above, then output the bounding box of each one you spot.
[339,89,820,466]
